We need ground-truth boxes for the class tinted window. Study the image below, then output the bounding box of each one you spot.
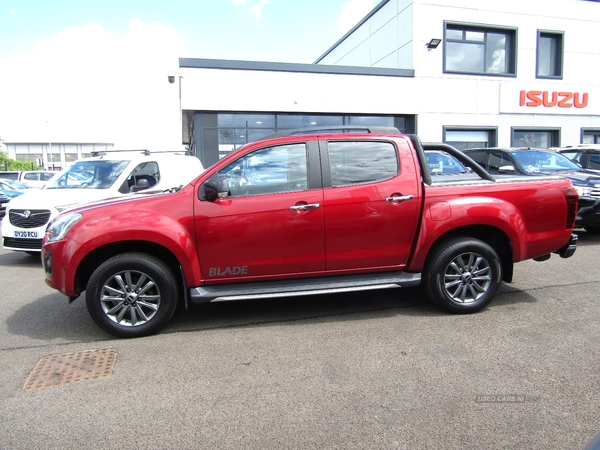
[511,151,581,173]
[537,31,563,78]
[217,143,308,197]
[587,153,600,170]
[444,24,516,75]
[426,151,469,174]
[328,141,398,187]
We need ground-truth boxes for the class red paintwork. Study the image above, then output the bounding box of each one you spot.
[42,132,575,298]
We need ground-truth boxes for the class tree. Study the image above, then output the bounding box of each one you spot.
[0,150,42,171]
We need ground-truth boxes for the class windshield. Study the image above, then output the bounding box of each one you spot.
[46,160,130,189]
[0,179,30,190]
[511,151,582,174]
[426,151,469,175]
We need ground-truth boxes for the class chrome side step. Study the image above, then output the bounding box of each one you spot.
[189,271,421,303]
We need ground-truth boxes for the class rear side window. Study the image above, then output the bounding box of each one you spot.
[328,141,398,187]
[23,173,40,181]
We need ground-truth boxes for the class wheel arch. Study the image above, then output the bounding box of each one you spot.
[74,241,188,296]
[418,225,514,283]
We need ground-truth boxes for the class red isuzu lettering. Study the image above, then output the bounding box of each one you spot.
[519,90,589,108]
[41,128,578,338]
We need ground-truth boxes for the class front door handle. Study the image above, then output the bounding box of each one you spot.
[290,203,320,211]
[386,195,414,202]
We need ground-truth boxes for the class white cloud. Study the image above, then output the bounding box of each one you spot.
[0,20,188,150]
[232,0,271,19]
[337,0,376,36]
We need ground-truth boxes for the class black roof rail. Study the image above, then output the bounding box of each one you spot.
[258,126,401,141]
[91,149,151,157]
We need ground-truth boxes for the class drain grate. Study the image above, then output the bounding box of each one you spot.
[23,348,118,391]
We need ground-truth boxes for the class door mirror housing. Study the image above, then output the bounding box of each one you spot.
[203,178,230,202]
[498,165,516,174]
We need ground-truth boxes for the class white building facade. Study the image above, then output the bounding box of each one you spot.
[180,0,599,166]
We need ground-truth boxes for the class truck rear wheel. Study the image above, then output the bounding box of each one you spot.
[85,252,179,338]
[423,237,502,313]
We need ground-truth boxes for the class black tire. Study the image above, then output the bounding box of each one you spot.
[584,226,600,235]
[422,237,502,314]
[85,252,179,338]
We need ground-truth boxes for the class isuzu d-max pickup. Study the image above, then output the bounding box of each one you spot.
[41,128,578,338]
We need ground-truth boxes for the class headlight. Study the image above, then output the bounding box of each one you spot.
[573,185,592,197]
[45,213,82,243]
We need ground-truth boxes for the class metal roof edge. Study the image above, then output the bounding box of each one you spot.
[179,57,414,78]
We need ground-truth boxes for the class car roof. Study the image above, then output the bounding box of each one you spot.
[556,145,600,151]
[464,147,555,152]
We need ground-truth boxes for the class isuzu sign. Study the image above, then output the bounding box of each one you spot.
[519,90,588,108]
[500,84,598,115]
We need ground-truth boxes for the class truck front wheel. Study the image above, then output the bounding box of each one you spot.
[423,238,502,313]
[85,252,179,338]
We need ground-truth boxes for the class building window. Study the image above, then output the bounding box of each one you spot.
[193,112,415,166]
[511,128,560,148]
[444,23,516,76]
[537,31,563,79]
[582,129,600,144]
[443,128,498,150]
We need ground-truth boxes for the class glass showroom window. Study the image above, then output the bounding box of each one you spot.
[444,129,497,150]
[511,129,560,148]
[444,23,516,76]
[537,31,563,78]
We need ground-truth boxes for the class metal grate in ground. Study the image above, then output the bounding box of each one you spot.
[23,348,118,391]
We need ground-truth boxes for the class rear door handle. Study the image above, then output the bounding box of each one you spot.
[290,203,320,211]
[386,195,414,202]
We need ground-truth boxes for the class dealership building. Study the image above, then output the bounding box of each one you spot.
[179,0,600,168]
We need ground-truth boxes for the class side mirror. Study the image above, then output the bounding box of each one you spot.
[203,178,230,202]
[498,165,516,174]
[130,178,150,192]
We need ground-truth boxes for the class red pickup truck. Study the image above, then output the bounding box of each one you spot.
[41,128,578,338]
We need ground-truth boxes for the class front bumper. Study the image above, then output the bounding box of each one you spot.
[575,197,600,228]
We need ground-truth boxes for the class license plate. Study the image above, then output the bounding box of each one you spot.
[14,230,39,238]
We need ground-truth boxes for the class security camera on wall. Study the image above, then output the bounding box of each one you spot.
[167,75,176,84]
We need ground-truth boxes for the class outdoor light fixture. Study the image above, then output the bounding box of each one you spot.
[427,38,442,49]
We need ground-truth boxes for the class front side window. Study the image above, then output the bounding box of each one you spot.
[537,31,563,79]
[327,141,398,187]
[444,23,516,76]
[119,162,160,193]
[217,143,308,197]
[466,150,515,174]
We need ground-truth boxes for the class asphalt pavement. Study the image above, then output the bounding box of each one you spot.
[1,231,599,449]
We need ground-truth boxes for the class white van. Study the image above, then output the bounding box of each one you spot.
[2,150,204,253]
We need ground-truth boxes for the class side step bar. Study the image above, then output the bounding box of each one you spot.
[189,271,422,304]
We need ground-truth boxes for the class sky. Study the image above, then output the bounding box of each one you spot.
[0,0,377,150]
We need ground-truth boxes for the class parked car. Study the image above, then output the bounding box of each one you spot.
[425,149,471,175]
[556,144,600,174]
[0,192,9,218]
[0,170,56,188]
[0,179,29,199]
[463,147,600,234]
[2,150,204,253]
